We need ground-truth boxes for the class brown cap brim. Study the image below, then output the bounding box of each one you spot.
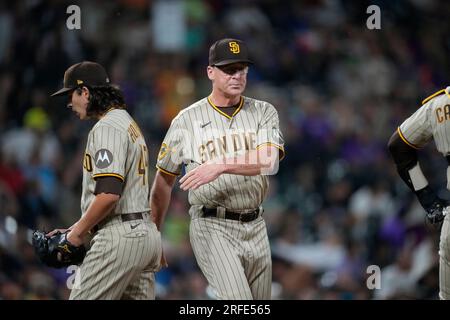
[212,59,253,66]
[50,87,74,97]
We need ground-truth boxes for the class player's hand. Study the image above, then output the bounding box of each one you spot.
[179,163,223,191]
[66,229,85,247]
[159,249,168,269]
[46,228,70,237]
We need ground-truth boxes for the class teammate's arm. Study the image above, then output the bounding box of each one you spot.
[387,130,426,191]
[150,170,177,231]
[179,145,278,191]
[150,170,177,268]
[388,130,447,223]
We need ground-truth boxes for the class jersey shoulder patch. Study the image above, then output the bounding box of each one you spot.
[94,149,113,169]
[421,88,446,105]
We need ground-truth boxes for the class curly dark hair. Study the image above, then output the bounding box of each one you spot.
[76,85,126,118]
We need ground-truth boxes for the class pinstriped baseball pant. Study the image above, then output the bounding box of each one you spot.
[69,213,162,300]
[189,207,272,300]
[440,214,450,299]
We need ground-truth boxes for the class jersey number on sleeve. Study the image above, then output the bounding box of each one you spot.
[83,153,93,172]
[138,145,148,185]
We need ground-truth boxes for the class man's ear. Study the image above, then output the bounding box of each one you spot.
[81,86,90,98]
[207,66,214,81]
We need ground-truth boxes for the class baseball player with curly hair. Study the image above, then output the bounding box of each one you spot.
[388,87,450,299]
[150,38,285,299]
[47,61,162,299]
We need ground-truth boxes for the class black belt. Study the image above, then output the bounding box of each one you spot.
[91,212,145,233]
[121,212,144,222]
[202,207,261,222]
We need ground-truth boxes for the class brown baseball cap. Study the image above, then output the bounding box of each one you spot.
[51,61,111,97]
[208,38,253,66]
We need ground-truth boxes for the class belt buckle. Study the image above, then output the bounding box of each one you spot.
[238,213,245,222]
[247,209,259,222]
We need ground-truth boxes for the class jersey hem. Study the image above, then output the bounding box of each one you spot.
[92,173,125,181]
[156,165,180,177]
[397,127,420,150]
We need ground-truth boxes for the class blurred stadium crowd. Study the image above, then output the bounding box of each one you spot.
[0,0,449,299]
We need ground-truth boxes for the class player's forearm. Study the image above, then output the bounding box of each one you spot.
[387,131,428,191]
[387,131,444,212]
[216,147,279,176]
[71,193,119,237]
[220,162,263,176]
[150,171,176,230]
[150,190,171,231]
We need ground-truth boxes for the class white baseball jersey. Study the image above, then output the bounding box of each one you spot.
[156,96,285,210]
[156,95,284,299]
[81,108,150,215]
[399,87,450,188]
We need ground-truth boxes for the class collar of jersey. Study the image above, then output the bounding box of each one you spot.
[207,96,244,120]
[99,107,119,119]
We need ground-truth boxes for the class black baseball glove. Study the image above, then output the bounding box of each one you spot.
[415,186,448,225]
[32,230,86,268]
